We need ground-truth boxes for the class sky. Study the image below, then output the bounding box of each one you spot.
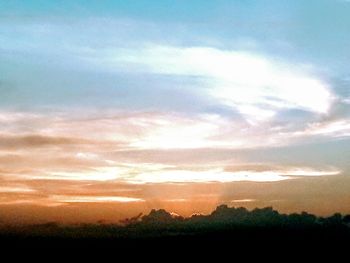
[0,0,350,224]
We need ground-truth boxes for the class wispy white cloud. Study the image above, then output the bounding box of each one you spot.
[0,109,348,156]
[292,119,350,138]
[0,186,36,193]
[94,45,335,122]
[124,169,291,183]
[125,167,340,184]
[343,98,350,104]
[13,162,339,184]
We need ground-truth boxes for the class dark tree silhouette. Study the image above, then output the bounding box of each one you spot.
[1,205,350,246]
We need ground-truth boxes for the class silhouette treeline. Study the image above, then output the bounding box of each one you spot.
[1,205,350,247]
[130,205,350,227]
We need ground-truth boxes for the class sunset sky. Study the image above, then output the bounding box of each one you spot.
[0,0,350,224]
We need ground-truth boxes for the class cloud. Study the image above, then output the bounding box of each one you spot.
[0,109,344,183]
[50,195,144,203]
[127,113,248,149]
[7,160,337,184]
[0,110,288,153]
[123,167,340,184]
[291,119,350,138]
[99,45,335,122]
[0,199,63,207]
[41,167,129,181]
[0,108,344,212]
[343,98,350,104]
[0,134,91,149]
[0,185,36,193]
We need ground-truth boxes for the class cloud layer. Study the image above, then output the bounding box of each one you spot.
[0,108,345,211]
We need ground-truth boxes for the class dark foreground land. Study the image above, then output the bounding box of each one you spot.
[1,205,350,255]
